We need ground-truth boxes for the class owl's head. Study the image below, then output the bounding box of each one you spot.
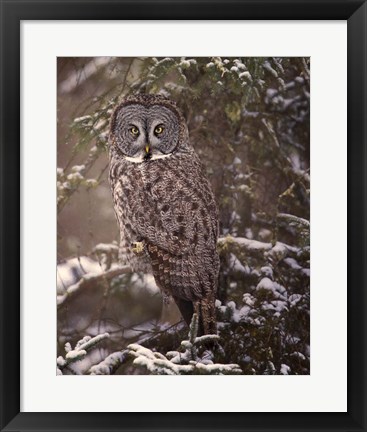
[109,94,190,162]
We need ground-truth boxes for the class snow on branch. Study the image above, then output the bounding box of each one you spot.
[89,350,128,375]
[57,333,110,375]
[217,234,299,262]
[127,314,242,375]
[128,343,242,375]
[277,213,310,229]
[218,235,272,252]
[57,265,131,309]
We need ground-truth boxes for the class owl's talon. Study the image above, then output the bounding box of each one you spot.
[131,241,144,254]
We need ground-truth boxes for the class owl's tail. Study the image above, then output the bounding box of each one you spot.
[194,296,217,336]
[173,295,217,336]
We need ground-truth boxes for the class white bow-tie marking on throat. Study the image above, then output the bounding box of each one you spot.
[124,153,173,163]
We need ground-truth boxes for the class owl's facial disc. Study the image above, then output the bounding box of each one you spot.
[113,104,181,163]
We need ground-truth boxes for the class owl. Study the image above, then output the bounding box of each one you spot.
[108,94,219,335]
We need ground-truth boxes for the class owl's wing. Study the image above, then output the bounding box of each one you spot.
[123,157,218,257]
[124,182,196,256]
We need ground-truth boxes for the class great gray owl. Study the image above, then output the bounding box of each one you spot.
[108,94,219,335]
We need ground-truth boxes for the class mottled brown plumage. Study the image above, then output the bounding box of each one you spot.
[108,94,219,334]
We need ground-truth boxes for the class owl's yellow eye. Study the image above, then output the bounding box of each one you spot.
[154,125,164,135]
[130,126,139,136]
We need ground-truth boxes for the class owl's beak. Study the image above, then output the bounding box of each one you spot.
[144,144,152,161]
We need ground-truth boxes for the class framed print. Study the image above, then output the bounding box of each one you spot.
[1,1,366,432]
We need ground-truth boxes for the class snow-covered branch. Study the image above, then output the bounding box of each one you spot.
[127,314,241,375]
[57,265,131,309]
[217,235,300,262]
[57,333,110,375]
[89,350,128,375]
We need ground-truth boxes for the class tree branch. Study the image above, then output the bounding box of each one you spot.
[57,265,131,309]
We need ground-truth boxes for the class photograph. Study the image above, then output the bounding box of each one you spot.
[56,56,310,376]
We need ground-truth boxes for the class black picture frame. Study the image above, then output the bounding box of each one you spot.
[1,1,366,431]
